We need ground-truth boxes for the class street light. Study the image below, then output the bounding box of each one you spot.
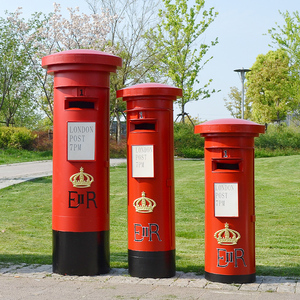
[234,67,251,119]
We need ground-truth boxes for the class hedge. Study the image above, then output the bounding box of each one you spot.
[0,127,36,150]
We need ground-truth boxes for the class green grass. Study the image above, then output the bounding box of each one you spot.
[0,148,52,165]
[0,157,299,277]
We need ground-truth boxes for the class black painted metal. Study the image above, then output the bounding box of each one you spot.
[205,271,256,283]
[53,230,110,276]
[128,249,175,278]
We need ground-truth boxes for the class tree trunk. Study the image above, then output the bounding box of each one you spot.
[181,103,185,124]
[115,111,122,144]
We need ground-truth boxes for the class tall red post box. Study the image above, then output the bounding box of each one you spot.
[194,118,265,283]
[117,83,182,278]
[42,49,122,275]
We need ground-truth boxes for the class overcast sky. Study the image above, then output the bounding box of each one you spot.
[1,0,299,121]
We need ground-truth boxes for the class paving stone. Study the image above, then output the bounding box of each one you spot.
[1,263,27,275]
[188,278,208,288]
[205,282,222,290]
[296,281,300,294]
[239,282,261,291]
[1,264,299,297]
[205,281,240,291]
[155,277,178,286]
[277,281,296,293]
[171,277,191,287]
[258,283,278,292]
[107,274,142,284]
[33,265,52,273]
[139,278,161,285]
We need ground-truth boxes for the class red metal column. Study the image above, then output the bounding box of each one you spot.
[117,83,182,278]
[195,118,264,283]
[42,49,122,276]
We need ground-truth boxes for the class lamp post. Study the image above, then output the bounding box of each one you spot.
[234,68,251,119]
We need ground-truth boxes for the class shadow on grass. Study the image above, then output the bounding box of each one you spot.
[0,254,52,266]
[256,265,300,278]
[0,252,129,269]
[29,176,52,184]
[176,264,300,278]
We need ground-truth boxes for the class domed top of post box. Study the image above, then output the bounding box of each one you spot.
[194,118,265,136]
[42,49,122,74]
[117,83,182,99]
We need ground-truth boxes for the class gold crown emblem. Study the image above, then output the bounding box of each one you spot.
[70,167,94,188]
[214,223,241,245]
[133,191,156,213]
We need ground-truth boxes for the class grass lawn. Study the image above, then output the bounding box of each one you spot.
[0,148,52,165]
[0,156,299,277]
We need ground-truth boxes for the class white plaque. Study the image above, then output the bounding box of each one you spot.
[214,183,239,217]
[132,145,154,178]
[68,122,96,161]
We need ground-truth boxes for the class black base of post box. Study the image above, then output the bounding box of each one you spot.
[53,230,110,276]
[128,249,175,278]
[205,271,256,284]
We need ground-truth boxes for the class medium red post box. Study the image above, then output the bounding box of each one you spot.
[42,49,122,276]
[194,118,265,283]
[117,83,182,278]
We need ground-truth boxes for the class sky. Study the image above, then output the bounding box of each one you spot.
[1,0,299,121]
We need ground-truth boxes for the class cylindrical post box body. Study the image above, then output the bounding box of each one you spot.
[42,49,122,276]
[117,83,182,278]
[194,119,264,283]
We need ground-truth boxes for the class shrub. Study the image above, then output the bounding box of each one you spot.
[0,127,36,150]
[177,147,204,158]
[255,147,300,158]
[32,131,53,151]
[110,139,127,158]
[255,124,300,151]
[174,122,204,157]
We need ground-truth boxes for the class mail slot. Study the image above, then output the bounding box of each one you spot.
[194,118,265,283]
[117,83,182,278]
[42,49,122,276]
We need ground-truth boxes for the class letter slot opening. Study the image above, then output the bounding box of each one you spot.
[216,163,239,170]
[67,101,95,109]
[212,159,242,171]
[134,123,156,130]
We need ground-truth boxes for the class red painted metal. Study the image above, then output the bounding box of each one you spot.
[195,118,265,283]
[42,49,122,275]
[117,83,182,278]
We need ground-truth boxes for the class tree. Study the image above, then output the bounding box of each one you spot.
[268,11,300,69]
[86,0,160,142]
[0,16,36,127]
[224,86,251,119]
[146,0,218,123]
[246,49,296,124]
[268,10,300,118]
[7,3,116,123]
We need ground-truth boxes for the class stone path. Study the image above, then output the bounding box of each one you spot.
[0,264,299,299]
[0,159,127,189]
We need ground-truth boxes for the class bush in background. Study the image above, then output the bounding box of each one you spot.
[174,122,204,158]
[174,122,300,158]
[32,130,53,151]
[1,123,300,159]
[110,139,127,158]
[0,127,36,150]
[255,124,300,150]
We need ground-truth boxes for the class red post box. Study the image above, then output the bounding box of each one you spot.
[42,49,122,276]
[194,118,265,283]
[117,83,182,278]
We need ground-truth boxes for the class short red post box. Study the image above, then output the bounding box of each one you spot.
[42,49,122,276]
[194,118,265,283]
[117,83,182,278]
